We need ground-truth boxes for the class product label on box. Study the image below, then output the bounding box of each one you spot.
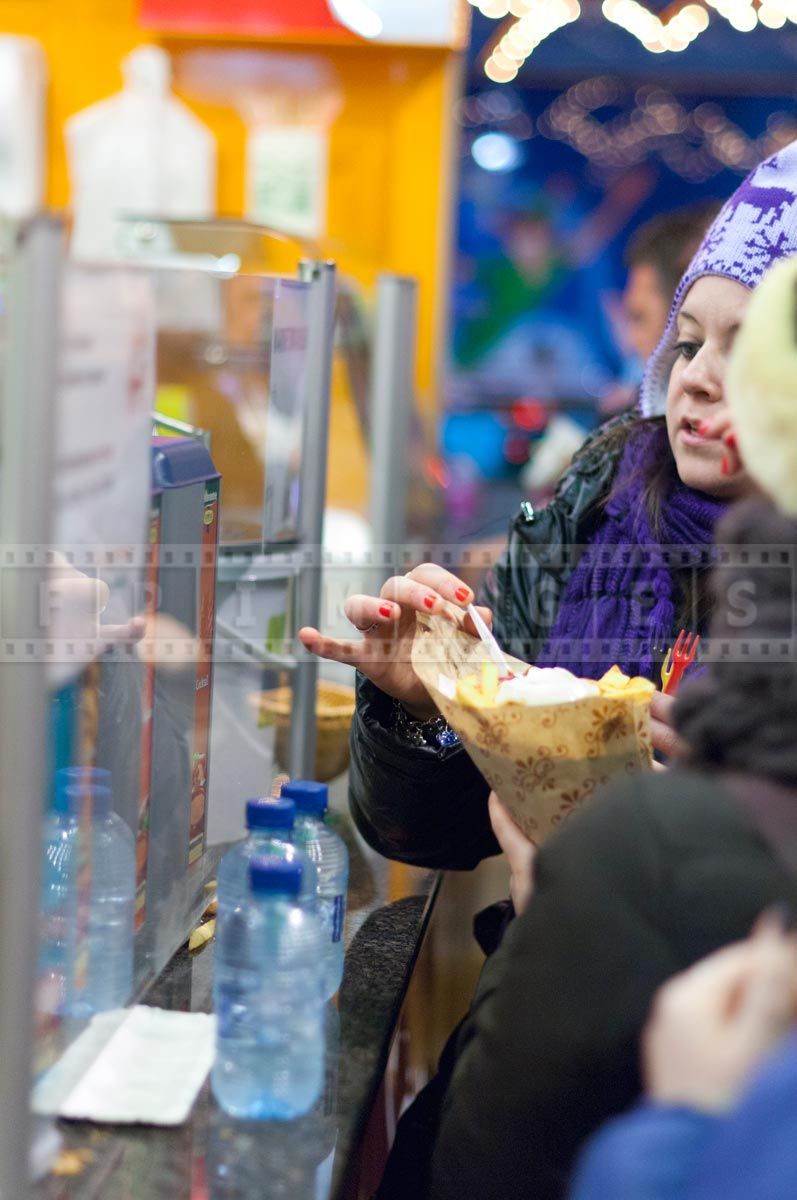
[74,662,102,998]
[135,497,161,930]
[331,893,345,944]
[188,481,220,865]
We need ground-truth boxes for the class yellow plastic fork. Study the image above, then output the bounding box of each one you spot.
[660,630,701,696]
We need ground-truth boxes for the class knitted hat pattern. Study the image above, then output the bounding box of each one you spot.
[639,137,797,418]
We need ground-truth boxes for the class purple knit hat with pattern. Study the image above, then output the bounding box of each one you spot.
[640,137,797,418]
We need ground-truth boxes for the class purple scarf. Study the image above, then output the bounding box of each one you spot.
[536,424,726,680]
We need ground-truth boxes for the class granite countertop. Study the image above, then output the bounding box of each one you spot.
[33,810,438,1200]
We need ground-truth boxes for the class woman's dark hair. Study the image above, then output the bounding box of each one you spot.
[586,413,712,630]
[674,499,797,787]
[584,413,676,537]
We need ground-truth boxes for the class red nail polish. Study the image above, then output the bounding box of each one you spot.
[379,603,392,617]
[697,420,711,435]
[720,454,729,475]
[424,594,435,609]
[725,432,737,450]
[455,587,470,602]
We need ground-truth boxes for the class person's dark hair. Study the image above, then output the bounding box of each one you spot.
[584,413,676,536]
[584,414,713,631]
[674,499,797,787]
[624,201,722,305]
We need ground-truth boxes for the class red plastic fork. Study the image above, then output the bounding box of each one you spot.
[660,630,701,696]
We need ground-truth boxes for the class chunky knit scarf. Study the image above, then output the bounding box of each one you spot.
[536,424,726,680]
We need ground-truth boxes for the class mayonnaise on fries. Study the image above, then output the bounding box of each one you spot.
[496,667,599,706]
[455,662,655,709]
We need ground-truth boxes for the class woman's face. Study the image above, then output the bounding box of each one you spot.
[665,275,754,499]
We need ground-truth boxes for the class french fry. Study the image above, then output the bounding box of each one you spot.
[597,666,656,699]
[188,918,216,951]
[455,673,488,709]
[481,661,500,703]
[597,665,630,689]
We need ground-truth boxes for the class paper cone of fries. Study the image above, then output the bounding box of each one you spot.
[411,614,654,846]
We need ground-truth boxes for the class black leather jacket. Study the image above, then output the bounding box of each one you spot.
[348,415,634,870]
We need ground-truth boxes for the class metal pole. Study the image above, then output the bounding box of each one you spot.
[368,274,418,580]
[0,216,63,1200]
[289,261,336,781]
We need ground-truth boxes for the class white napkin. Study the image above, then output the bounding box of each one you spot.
[33,1006,216,1126]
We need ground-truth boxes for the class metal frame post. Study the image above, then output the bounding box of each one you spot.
[368,274,418,578]
[289,261,336,781]
[0,216,63,1200]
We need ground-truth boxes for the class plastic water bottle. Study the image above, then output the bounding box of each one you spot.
[216,797,318,942]
[79,784,135,1014]
[212,856,325,1119]
[281,781,349,999]
[38,785,81,1015]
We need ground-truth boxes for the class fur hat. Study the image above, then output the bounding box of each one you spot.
[640,138,797,418]
[726,254,797,515]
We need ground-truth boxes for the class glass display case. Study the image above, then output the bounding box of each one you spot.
[0,219,336,1197]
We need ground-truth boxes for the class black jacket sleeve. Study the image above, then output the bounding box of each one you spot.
[347,413,633,870]
[348,673,499,869]
[428,772,796,1200]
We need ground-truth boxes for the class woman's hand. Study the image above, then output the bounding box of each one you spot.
[47,554,147,649]
[650,690,687,762]
[488,792,537,916]
[644,910,797,1113]
[299,565,494,719]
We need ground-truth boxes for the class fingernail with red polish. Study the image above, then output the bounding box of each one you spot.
[455,587,470,603]
[720,454,729,475]
[379,603,392,618]
[424,594,436,609]
[725,432,737,450]
[697,420,711,435]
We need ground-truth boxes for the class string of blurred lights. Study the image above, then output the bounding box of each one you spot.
[458,80,797,181]
[468,0,797,80]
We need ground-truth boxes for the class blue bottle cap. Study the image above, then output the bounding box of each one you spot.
[245,797,296,832]
[56,766,112,788]
[280,781,328,817]
[248,856,303,897]
[59,784,112,816]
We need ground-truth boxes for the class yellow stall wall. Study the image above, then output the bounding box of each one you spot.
[0,0,463,512]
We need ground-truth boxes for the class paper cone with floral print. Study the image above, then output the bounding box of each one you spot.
[411,614,654,846]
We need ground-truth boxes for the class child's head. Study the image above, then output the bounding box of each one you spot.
[640,139,797,498]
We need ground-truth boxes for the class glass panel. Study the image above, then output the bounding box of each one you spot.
[22,243,324,1117]
[150,266,311,548]
[34,260,156,1079]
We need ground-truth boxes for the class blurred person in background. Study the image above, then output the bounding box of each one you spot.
[468,496,797,1200]
[568,249,797,1200]
[570,913,797,1200]
[624,201,722,364]
[598,200,721,418]
[525,203,720,495]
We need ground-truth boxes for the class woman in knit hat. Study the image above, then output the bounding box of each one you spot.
[301,137,797,873]
[368,149,797,1200]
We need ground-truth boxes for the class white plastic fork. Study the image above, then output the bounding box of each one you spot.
[466,603,513,677]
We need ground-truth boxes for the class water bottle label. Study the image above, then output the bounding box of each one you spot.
[332,894,345,943]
